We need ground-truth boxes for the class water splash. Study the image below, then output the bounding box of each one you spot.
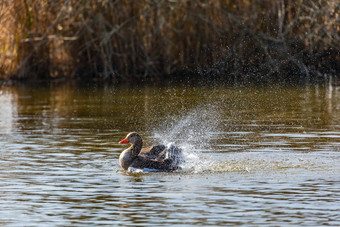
[152,104,221,172]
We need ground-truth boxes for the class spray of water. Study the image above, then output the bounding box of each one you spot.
[152,103,221,172]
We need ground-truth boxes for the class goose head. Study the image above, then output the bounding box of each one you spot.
[119,132,142,145]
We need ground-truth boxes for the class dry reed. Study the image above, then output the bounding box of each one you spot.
[0,0,339,82]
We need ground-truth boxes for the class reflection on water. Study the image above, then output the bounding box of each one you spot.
[0,88,17,134]
[0,82,340,226]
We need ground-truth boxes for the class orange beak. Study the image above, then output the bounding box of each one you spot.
[119,138,129,144]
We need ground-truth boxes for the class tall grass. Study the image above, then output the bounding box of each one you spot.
[0,0,339,81]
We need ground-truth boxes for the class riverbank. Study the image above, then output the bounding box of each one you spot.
[0,1,339,82]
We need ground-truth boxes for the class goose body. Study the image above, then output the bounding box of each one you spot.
[119,132,183,172]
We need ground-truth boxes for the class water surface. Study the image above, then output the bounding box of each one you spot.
[0,82,339,226]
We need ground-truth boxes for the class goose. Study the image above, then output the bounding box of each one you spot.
[119,132,183,172]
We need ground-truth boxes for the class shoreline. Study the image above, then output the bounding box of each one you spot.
[1,72,338,88]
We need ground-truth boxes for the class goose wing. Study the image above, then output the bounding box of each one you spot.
[139,145,166,159]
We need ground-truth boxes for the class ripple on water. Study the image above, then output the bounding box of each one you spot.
[1,84,340,226]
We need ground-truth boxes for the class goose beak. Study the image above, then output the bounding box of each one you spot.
[119,138,129,144]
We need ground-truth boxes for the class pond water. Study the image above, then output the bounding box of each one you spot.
[0,82,339,226]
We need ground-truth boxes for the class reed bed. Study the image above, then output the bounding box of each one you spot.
[0,0,339,82]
